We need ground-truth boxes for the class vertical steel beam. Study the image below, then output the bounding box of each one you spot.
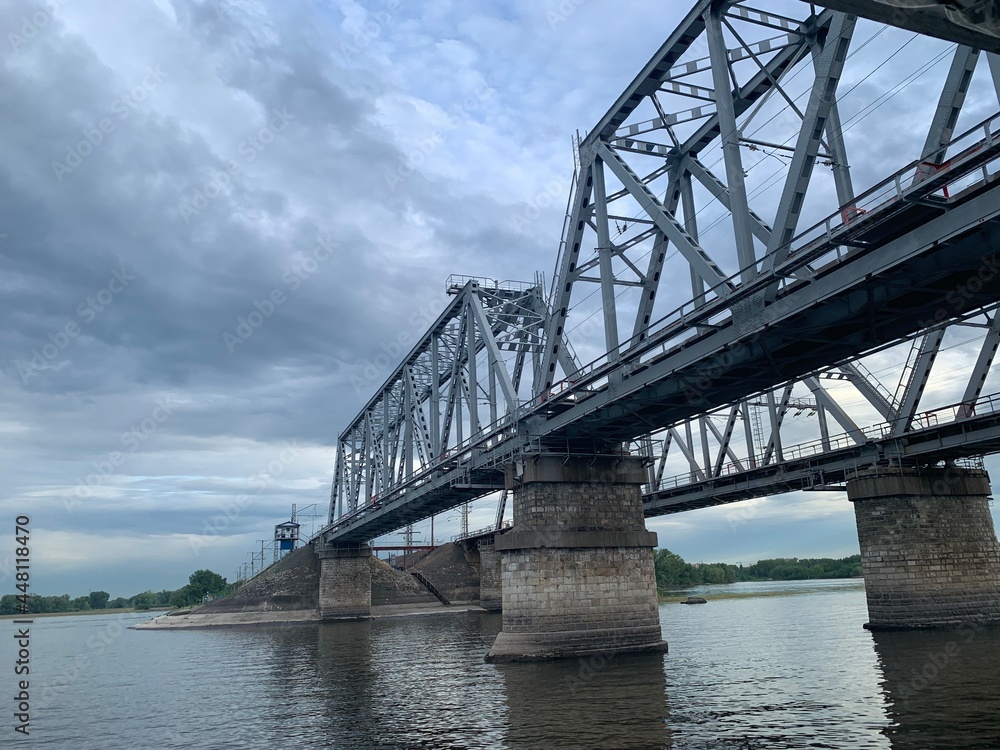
[742,401,755,468]
[403,369,412,480]
[681,170,706,314]
[430,336,441,455]
[467,298,479,435]
[706,4,759,281]
[593,157,621,358]
[699,417,712,477]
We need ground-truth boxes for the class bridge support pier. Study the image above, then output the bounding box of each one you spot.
[318,542,372,620]
[478,543,502,612]
[485,454,666,662]
[849,467,1000,629]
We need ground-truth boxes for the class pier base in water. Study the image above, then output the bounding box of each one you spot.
[485,454,666,662]
[318,543,372,620]
[849,467,1000,630]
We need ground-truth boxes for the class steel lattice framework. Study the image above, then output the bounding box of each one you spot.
[330,276,550,521]
[323,0,1000,544]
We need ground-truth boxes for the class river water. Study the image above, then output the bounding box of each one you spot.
[3,579,1000,748]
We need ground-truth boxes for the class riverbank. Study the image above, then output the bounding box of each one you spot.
[131,602,487,629]
[660,577,865,603]
[0,606,171,620]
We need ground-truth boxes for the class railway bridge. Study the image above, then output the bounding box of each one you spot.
[316,0,1000,661]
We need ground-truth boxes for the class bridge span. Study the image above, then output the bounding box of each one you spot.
[315,0,1000,660]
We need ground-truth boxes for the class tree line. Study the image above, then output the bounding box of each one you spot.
[654,548,862,591]
[0,569,235,615]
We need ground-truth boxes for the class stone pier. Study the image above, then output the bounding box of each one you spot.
[318,542,372,620]
[849,467,1000,629]
[479,542,502,612]
[485,453,666,662]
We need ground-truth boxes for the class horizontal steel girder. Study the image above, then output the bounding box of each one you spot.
[811,0,1000,54]
[534,185,1000,443]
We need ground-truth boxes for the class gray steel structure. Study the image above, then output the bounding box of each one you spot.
[321,0,1000,545]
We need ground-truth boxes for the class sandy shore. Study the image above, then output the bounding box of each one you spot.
[131,602,486,629]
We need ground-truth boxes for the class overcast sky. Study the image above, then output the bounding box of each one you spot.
[3,0,1000,598]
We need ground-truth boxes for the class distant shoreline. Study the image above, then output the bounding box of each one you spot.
[0,606,171,620]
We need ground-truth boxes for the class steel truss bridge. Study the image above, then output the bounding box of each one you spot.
[320,0,1000,545]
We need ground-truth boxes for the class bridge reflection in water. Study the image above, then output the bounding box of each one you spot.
[498,652,670,750]
[873,624,1000,749]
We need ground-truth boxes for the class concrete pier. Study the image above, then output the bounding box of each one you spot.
[485,453,666,662]
[318,543,372,620]
[479,542,502,612]
[849,467,1000,629]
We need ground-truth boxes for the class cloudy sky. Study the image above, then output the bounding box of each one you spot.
[3,0,1000,598]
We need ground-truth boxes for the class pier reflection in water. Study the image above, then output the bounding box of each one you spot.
[20,584,1000,748]
[498,652,670,750]
[873,624,1000,749]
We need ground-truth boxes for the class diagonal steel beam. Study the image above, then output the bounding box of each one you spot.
[804,376,865,443]
[598,142,735,296]
[891,329,946,437]
[683,155,774,246]
[468,292,519,414]
[960,312,1000,418]
[762,12,856,285]
[917,45,980,178]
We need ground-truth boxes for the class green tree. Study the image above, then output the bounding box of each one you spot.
[71,596,91,611]
[88,591,110,610]
[169,586,195,608]
[186,570,227,600]
[131,591,156,610]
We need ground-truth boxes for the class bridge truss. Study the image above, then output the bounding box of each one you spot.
[323,0,1000,544]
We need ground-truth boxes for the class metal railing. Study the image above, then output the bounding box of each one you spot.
[650,391,1000,493]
